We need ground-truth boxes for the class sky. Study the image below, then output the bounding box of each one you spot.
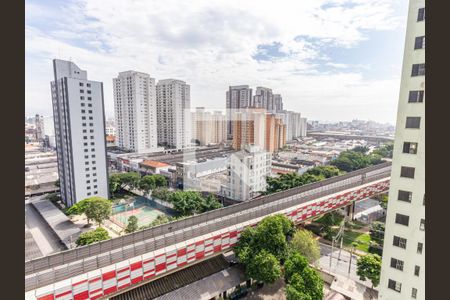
[25,0,409,124]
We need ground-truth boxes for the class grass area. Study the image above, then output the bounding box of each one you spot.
[345,220,366,230]
[341,230,371,252]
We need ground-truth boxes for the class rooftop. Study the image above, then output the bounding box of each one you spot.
[141,160,170,168]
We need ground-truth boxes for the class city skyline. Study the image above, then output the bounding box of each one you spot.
[26,0,408,124]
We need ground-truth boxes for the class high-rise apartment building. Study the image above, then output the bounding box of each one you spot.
[156,79,191,149]
[252,86,273,111]
[35,114,44,141]
[276,110,304,141]
[224,144,271,201]
[266,114,287,152]
[51,59,108,207]
[191,108,227,146]
[379,1,425,299]
[113,71,158,153]
[273,94,283,112]
[226,85,252,139]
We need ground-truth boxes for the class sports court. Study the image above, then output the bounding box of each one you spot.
[110,196,172,228]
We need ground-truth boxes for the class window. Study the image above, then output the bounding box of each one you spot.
[82,123,86,126]
[87,90,91,94]
[85,161,89,165]
[83,142,88,146]
[420,219,425,231]
[93,179,97,182]
[393,236,407,249]
[88,97,92,100]
[86,180,90,184]
[395,213,410,226]
[88,110,93,113]
[398,190,412,203]
[94,185,98,188]
[417,242,423,254]
[408,90,424,103]
[390,258,404,271]
[85,168,89,171]
[412,288,418,299]
[414,265,420,276]
[388,279,402,292]
[87,83,91,87]
[87,192,91,196]
[80,96,85,100]
[84,155,89,159]
[87,186,91,190]
[79,82,84,87]
[80,89,84,93]
[411,63,425,76]
[417,8,425,21]
[81,103,85,107]
[81,110,86,114]
[406,117,421,128]
[91,142,95,146]
[83,136,87,140]
[94,191,98,195]
[414,36,425,49]
[403,142,418,154]
[401,166,415,179]
[92,167,96,170]
[88,103,92,107]
[84,149,88,152]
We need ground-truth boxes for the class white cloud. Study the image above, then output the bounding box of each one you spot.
[25,0,406,123]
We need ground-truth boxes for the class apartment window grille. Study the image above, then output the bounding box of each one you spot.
[393,236,407,249]
[403,142,418,154]
[390,258,404,271]
[395,213,410,226]
[412,288,418,299]
[400,166,415,179]
[388,279,402,292]
[414,36,425,49]
[411,64,425,76]
[417,242,423,254]
[420,219,425,231]
[414,265,420,276]
[417,8,425,21]
[406,117,421,128]
[398,190,412,203]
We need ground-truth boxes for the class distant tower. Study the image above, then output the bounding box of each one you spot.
[113,71,158,152]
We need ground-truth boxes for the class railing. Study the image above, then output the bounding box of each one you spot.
[25,162,391,291]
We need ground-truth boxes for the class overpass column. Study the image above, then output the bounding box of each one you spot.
[346,202,356,221]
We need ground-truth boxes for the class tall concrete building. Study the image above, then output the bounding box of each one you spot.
[34,114,44,141]
[113,71,158,153]
[252,86,273,111]
[379,1,425,299]
[192,108,227,146]
[51,59,108,207]
[273,94,283,112]
[226,85,252,139]
[156,79,191,149]
[224,144,271,201]
[276,110,303,141]
[266,114,286,153]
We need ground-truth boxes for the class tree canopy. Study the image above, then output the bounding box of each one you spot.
[290,229,321,264]
[246,250,282,284]
[125,215,139,233]
[356,253,382,288]
[284,252,324,300]
[83,197,112,226]
[76,227,110,246]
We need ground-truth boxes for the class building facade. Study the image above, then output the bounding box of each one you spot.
[51,59,109,207]
[113,71,158,153]
[226,85,253,139]
[225,144,271,201]
[156,79,191,149]
[379,1,425,299]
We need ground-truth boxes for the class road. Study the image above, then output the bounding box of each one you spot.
[318,242,375,289]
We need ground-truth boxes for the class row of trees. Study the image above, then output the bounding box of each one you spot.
[109,172,167,197]
[152,189,222,216]
[234,215,323,300]
[265,165,341,194]
[266,143,392,195]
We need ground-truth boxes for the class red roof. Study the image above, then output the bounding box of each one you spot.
[141,160,170,168]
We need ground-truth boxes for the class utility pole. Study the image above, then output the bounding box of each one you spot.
[337,236,343,262]
[329,237,334,269]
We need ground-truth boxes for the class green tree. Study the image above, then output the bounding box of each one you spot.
[284,252,323,300]
[76,227,110,246]
[54,179,60,188]
[305,165,340,178]
[139,175,156,195]
[109,174,122,197]
[125,215,139,233]
[369,222,385,243]
[200,194,222,212]
[352,146,369,154]
[290,229,320,264]
[372,143,393,158]
[152,188,171,201]
[246,250,282,284]
[83,197,112,226]
[46,193,61,204]
[153,174,167,187]
[66,198,91,215]
[356,253,382,288]
[119,172,141,190]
